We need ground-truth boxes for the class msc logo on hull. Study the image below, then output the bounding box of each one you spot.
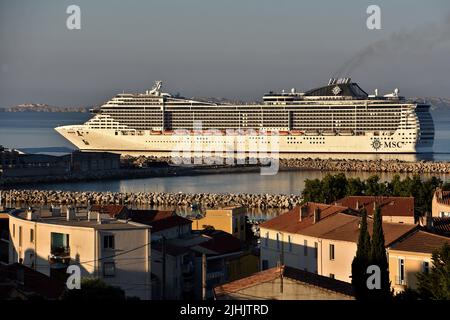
[371,138,404,151]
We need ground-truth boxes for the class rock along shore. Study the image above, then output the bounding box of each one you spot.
[0,189,302,210]
[278,158,450,173]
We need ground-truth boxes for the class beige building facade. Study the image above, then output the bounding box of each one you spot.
[190,206,246,241]
[388,230,450,294]
[432,188,450,218]
[8,207,152,299]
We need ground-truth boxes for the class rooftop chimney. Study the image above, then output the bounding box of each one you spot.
[313,208,321,224]
[300,205,308,221]
[26,207,35,221]
[66,206,76,221]
[51,205,61,217]
[97,212,102,224]
[356,200,360,210]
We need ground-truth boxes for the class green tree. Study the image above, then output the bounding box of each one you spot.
[417,243,450,300]
[62,278,127,300]
[369,207,392,300]
[351,208,371,300]
[321,173,348,203]
[302,178,324,203]
[365,175,385,196]
[346,177,366,196]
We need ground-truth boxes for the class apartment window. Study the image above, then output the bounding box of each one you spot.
[12,224,15,238]
[423,261,430,274]
[18,226,22,247]
[329,244,335,260]
[288,235,292,252]
[330,273,335,279]
[103,235,115,249]
[314,242,318,258]
[233,218,238,233]
[30,229,34,243]
[398,258,405,284]
[276,233,280,250]
[103,262,115,277]
[265,232,269,247]
[304,240,308,256]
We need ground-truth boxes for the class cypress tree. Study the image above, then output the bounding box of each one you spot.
[369,206,392,300]
[351,208,371,300]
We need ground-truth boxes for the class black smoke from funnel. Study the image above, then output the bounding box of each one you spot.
[333,13,450,78]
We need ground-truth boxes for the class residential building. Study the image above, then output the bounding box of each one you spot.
[335,196,416,224]
[388,229,450,294]
[8,206,152,299]
[190,206,247,241]
[0,149,120,179]
[432,188,450,218]
[0,263,65,300]
[128,209,192,241]
[214,266,355,300]
[259,202,417,283]
[259,202,349,274]
[0,210,9,264]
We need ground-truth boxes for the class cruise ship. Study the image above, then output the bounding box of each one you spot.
[55,78,434,154]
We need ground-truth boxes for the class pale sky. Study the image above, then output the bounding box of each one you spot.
[1,0,450,107]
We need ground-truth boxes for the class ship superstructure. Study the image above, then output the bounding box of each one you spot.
[55,79,434,154]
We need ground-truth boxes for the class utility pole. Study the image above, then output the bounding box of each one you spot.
[202,253,207,300]
[280,232,284,294]
[161,236,166,300]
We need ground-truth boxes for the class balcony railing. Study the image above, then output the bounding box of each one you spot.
[50,246,70,258]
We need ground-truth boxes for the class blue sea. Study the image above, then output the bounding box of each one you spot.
[1,111,450,194]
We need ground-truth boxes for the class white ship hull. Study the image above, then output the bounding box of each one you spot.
[55,126,433,154]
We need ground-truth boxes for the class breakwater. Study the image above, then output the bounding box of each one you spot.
[278,158,450,173]
[0,189,303,209]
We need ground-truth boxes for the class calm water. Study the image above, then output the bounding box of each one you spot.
[1,111,450,195]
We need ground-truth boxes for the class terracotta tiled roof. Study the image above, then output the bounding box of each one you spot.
[152,243,190,256]
[0,263,65,299]
[389,230,450,254]
[259,202,349,233]
[434,188,450,206]
[197,231,242,255]
[129,209,192,232]
[431,217,450,235]
[311,213,417,246]
[335,196,414,217]
[214,266,355,298]
[90,204,128,218]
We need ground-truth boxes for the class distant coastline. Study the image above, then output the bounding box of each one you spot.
[0,103,90,113]
[1,97,449,113]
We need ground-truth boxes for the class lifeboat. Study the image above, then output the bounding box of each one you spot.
[290,130,304,136]
[338,129,354,136]
[278,131,290,136]
[151,130,162,135]
[321,130,336,136]
[163,130,174,135]
[304,130,319,136]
